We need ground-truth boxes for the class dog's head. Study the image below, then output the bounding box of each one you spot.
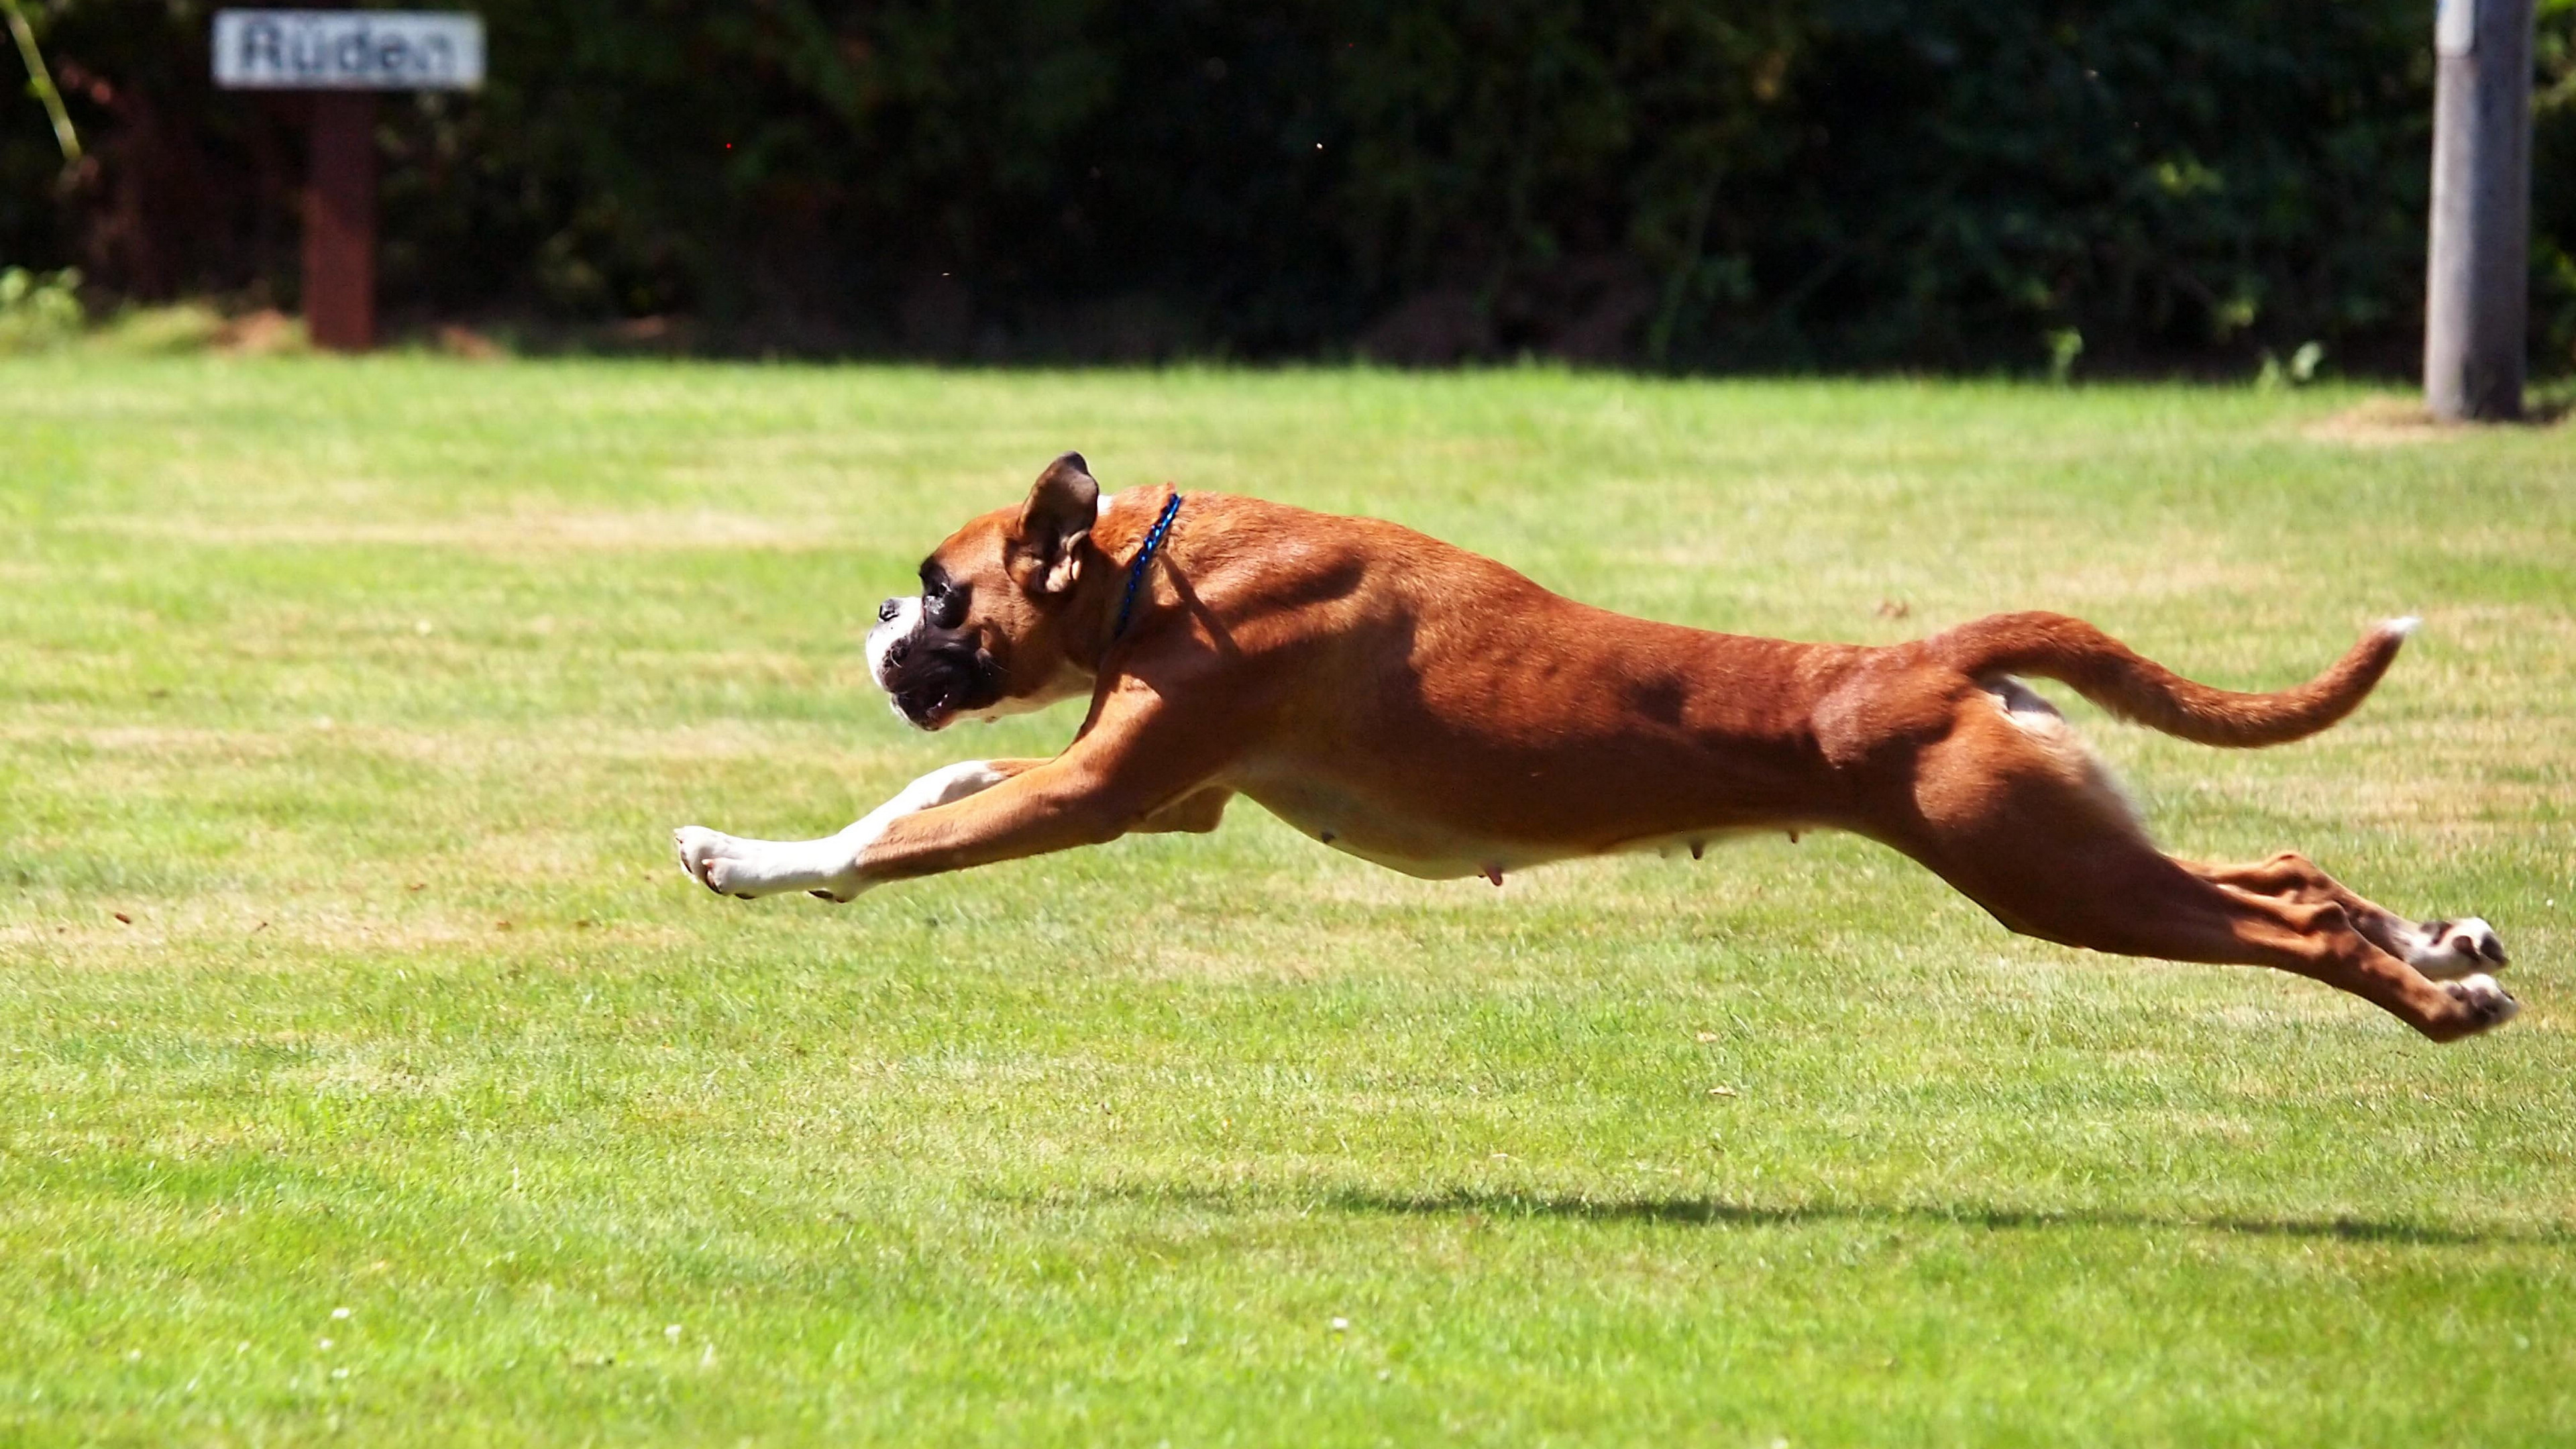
[865,452,1110,731]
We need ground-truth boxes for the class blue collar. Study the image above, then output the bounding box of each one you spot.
[1113,492,1183,639]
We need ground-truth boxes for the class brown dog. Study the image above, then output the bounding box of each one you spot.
[676,453,2516,1041]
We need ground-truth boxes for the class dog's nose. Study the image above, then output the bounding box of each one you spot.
[877,598,902,623]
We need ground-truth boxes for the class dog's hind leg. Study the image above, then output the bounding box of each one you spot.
[2180,853,2508,980]
[1878,702,2516,1042]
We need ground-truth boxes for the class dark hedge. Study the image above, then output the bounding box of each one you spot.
[5,0,2574,372]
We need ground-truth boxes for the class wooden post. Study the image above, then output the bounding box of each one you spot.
[303,91,377,352]
[2424,0,2535,421]
[217,9,484,351]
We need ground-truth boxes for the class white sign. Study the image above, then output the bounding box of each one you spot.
[213,10,484,91]
[2436,0,2476,58]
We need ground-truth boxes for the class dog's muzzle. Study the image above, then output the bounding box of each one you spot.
[867,596,1000,731]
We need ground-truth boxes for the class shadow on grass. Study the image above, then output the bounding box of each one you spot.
[1039,1183,2571,1246]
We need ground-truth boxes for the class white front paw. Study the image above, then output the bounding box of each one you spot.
[674,826,868,902]
[674,826,759,898]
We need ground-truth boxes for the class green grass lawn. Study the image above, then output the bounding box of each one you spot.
[2,357,2571,1446]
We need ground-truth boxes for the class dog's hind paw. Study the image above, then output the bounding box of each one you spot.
[2406,916,2508,979]
[2436,972,2519,1038]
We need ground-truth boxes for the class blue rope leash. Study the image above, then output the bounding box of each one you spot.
[1113,491,1183,639]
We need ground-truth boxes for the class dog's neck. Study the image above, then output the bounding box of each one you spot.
[1076,484,1183,666]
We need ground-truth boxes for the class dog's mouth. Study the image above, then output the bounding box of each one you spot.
[892,682,959,731]
[875,633,1004,733]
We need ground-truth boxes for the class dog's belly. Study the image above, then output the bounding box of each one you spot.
[1243,778,1552,879]
[1238,774,1772,882]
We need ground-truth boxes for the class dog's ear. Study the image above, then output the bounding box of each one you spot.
[1010,452,1099,595]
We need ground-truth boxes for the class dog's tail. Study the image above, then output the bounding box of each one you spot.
[1931,610,2416,748]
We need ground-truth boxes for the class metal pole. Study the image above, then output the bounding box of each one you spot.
[303,91,377,352]
[2424,0,2535,421]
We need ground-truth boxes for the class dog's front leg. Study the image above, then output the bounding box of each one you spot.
[674,758,1039,901]
[835,706,1238,888]
[843,753,1205,888]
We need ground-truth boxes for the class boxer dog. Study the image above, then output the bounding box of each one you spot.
[675,453,2516,1041]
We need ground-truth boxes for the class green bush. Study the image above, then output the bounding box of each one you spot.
[3,0,2571,372]
[0,264,80,350]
